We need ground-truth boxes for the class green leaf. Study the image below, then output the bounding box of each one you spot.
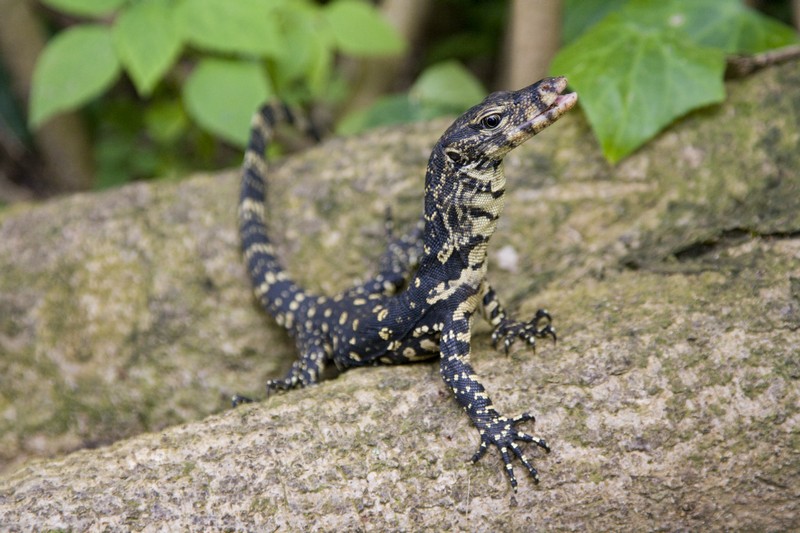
[176,0,283,57]
[304,36,336,99]
[551,13,725,163]
[562,0,629,44]
[272,3,320,82]
[40,0,127,17]
[323,0,404,56]
[337,95,416,135]
[145,100,188,144]
[113,0,182,96]
[183,58,272,147]
[410,61,486,111]
[30,25,121,127]
[634,0,800,54]
[554,0,798,163]
[338,62,486,135]
[272,2,335,98]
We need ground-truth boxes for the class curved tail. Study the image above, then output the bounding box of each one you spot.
[238,103,317,331]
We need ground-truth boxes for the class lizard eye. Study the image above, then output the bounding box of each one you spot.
[480,113,502,130]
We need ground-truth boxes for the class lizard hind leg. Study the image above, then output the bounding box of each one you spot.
[266,342,330,394]
[232,341,329,407]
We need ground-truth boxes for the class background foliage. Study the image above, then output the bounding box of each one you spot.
[17,0,511,190]
[31,0,406,138]
[553,0,798,162]
[1,0,798,195]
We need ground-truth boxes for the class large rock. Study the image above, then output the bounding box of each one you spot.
[1,61,798,530]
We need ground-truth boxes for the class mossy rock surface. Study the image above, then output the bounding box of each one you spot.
[1,61,799,530]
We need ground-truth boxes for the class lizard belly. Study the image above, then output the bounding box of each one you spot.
[325,295,443,367]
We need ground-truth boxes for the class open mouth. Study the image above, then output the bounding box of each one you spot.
[541,76,578,117]
[552,91,578,113]
[495,77,579,150]
[521,79,578,137]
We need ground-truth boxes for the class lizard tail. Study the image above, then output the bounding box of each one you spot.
[239,103,317,331]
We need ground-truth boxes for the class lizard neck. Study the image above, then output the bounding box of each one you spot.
[421,145,506,270]
[403,145,506,308]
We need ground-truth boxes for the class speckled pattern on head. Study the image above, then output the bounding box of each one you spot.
[236,78,577,490]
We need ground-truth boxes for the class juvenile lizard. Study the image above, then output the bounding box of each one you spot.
[236,77,577,490]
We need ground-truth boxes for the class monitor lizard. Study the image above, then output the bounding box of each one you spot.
[235,77,577,490]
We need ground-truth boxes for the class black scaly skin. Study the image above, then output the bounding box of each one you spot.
[237,78,577,490]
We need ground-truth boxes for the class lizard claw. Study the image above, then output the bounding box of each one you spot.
[231,394,254,407]
[471,412,549,491]
[491,309,556,354]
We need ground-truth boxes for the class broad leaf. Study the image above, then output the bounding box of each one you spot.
[183,59,272,147]
[551,13,725,163]
[410,61,486,111]
[145,101,188,144]
[30,25,121,127]
[113,0,182,96]
[654,0,799,54]
[272,3,322,82]
[176,0,283,57]
[41,0,127,17]
[304,36,335,99]
[273,2,334,98]
[323,0,404,56]
[338,62,486,135]
[562,0,629,44]
[554,0,797,162]
[337,94,419,135]
[565,0,799,52]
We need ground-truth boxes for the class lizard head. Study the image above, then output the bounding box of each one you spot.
[438,76,577,164]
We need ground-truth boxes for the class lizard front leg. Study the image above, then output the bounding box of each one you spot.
[439,313,549,490]
[375,213,424,293]
[345,215,425,299]
[480,282,556,354]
